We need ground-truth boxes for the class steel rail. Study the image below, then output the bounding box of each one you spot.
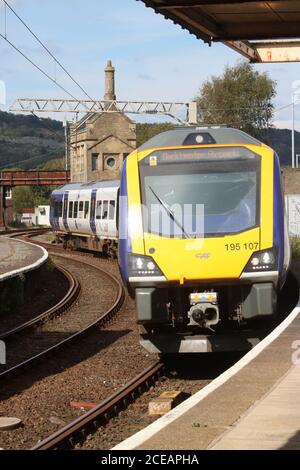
[0,227,48,237]
[0,253,125,381]
[0,264,81,341]
[32,361,164,450]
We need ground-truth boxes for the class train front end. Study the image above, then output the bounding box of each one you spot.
[118,127,289,353]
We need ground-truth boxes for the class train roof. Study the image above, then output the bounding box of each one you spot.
[138,127,263,151]
[53,180,119,193]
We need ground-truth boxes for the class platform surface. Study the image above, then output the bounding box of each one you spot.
[211,363,300,450]
[114,299,300,450]
[0,237,48,281]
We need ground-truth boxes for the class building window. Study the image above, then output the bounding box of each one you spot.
[104,154,118,169]
[4,187,12,199]
[92,153,99,171]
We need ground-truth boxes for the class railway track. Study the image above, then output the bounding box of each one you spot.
[0,264,80,342]
[32,361,164,450]
[4,227,49,239]
[0,244,125,382]
[6,229,298,450]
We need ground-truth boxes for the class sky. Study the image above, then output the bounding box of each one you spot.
[1,0,300,129]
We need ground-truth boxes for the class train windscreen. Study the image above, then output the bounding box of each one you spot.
[139,147,261,238]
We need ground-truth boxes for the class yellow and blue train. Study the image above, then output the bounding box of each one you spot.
[50,126,290,353]
[118,127,290,352]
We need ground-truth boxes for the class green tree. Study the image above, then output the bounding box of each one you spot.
[136,123,175,147]
[195,61,276,137]
[12,186,36,214]
[38,158,65,170]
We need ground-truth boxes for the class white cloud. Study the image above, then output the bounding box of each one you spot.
[273,119,300,131]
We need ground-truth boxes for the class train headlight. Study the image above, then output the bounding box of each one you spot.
[136,258,144,269]
[262,252,275,264]
[244,248,278,272]
[250,257,260,267]
[128,254,164,277]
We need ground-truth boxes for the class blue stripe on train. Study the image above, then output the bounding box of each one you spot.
[118,159,131,283]
[273,152,284,273]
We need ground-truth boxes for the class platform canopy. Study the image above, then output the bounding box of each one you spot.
[139,0,300,63]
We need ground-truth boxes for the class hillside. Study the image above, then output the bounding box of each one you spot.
[261,128,300,166]
[0,111,299,169]
[0,111,64,170]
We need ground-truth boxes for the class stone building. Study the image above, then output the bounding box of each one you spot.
[70,61,136,182]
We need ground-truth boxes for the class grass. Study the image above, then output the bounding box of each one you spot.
[291,237,300,259]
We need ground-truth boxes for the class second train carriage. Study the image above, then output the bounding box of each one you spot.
[50,180,119,255]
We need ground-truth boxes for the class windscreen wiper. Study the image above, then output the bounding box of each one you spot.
[148,185,190,239]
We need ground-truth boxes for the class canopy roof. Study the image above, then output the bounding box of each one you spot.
[139,1,300,62]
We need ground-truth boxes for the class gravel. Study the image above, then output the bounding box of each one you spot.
[0,256,117,372]
[0,254,155,450]
[0,266,68,335]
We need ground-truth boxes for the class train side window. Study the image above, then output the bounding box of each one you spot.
[68,201,73,218]
[109,200,115,220]
[63,199,68,215]
[102,200,108,219]
[74,201,78,218]
[78,201,84,219]
[84,201,89,219]
[96,201,102,219]
[58,201,63,217]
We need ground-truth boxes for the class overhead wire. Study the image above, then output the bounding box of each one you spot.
[1,0,95,102]
[0,32,79,100]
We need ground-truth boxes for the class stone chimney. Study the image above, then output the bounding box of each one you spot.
[104,60,116,101]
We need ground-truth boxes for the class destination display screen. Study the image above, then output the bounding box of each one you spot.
[139,146,258,167]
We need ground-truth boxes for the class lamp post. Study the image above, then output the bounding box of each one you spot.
[292,98,295,168]
[291,81,300,169]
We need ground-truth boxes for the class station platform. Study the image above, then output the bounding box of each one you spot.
[0,237,48,282]
[114,285,300,450]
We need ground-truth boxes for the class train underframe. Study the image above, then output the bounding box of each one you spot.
[135,281,277,353]
[54,232,118,257]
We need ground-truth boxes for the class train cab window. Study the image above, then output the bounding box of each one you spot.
[68,201,73,218]
[102,200,108,219]
[109,200,115,220]
[78,201,84,219]
[96,201,102,220]
[73,201,78,218]
[84,201,89,219]
[54,201,63,218]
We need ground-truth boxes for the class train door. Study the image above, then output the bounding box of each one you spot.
[99,190,117,239]
[62,191,69,231]
[80,189,90,234]
[89,189,97,234]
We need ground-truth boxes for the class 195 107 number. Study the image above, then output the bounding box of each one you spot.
[225,242,259,251]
